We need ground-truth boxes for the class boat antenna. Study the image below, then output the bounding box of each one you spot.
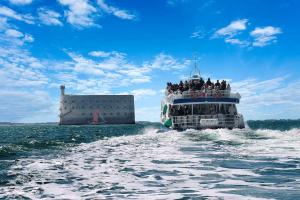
[190,54,201,79]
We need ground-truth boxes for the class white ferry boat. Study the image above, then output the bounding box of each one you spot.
[160,63,245,130]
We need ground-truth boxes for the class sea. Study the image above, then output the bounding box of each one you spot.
[0,120,300,200]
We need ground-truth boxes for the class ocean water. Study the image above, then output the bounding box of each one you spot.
[0,120,300,200]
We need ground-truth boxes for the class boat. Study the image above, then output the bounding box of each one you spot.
[160,61,245,130]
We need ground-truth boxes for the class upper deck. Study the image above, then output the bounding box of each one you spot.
[165,89,241,104]
[164,60,241,105]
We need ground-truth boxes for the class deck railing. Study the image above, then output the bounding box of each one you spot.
[166,89,240,101]
[171,114,236,128]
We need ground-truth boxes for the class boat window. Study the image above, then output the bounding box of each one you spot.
[219,104,237,115]
[193,104,218,115]
[169,105,192,116]
[169,104,237,116]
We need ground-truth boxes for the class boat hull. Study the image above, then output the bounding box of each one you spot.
[161,114,245,130]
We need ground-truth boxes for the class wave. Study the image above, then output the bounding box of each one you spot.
[1,127,300,199]
[1,121,299,160]
[0,122,162,159]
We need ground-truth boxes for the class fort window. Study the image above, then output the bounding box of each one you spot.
[72,106,74,109]
[81,106,85,109]
[64,107,67,110]
[64,101,67,103]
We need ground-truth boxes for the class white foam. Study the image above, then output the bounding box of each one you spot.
[1,128,300,199]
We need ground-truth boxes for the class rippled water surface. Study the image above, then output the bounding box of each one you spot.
[0,121,300,199]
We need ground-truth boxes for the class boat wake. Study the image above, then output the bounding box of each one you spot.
[1,127,300,199]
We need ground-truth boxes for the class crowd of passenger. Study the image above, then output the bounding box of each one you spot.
[166,78,231,95]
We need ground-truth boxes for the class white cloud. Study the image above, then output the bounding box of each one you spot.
[23,34,34,42]
[250,26,282,47]
[0,90,58,122]
[144,53,190,71]
[5,28,23,38]
[212,19,282,48]
[66,51,105,75]
[118,61,151,83]
[232,76,300,120]
[58,0,98,28]
[89,50,111,57]
[0,21,45,88]
[38,8,63,26]
[0,6,34,24]
[131,89,157,100]
[190,30,205,39]
[97,0,136,20]
[0,24,34,46]
[88,50,125,59]
[64,50,153,87]
[214,19,248,38]
[0,17,9,31]
[9,0,32,5]
[0,50,48,87]
[225,38,249,46]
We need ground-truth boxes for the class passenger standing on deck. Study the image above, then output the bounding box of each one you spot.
[215,80,221,88]
[220,80,226,90]
[200,78,204,88]
[206,78,212,87]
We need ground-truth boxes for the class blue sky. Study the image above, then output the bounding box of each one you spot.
[0,0,299,122]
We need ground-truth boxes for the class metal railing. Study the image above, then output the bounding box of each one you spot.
[171,114,237,128]
[165,89,241,101]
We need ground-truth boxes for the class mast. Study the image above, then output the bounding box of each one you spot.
[190,54,201,80]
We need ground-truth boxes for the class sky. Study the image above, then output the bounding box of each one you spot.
[0,0,300,122]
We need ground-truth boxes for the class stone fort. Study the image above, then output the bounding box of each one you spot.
[59,85,135,125]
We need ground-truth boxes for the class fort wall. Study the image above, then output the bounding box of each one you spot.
[59,94,135,125]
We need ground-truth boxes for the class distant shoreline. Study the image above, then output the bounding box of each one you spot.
[0,119,300,126]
